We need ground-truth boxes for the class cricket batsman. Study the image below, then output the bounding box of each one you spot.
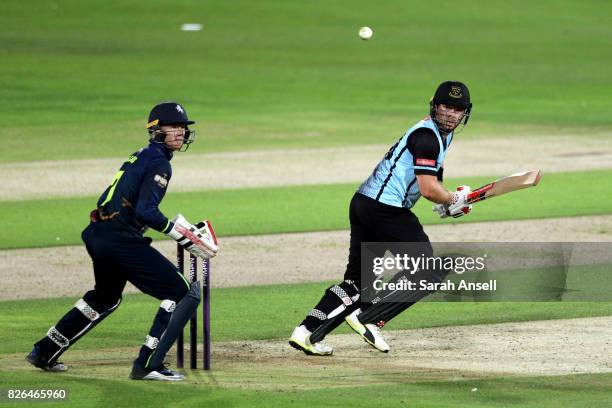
[289,81,473,354]
[26,102,219,381]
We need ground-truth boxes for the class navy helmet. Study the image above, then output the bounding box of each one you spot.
[146,102,196,151]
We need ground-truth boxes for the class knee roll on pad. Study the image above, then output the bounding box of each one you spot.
[82,290,122,312]
[327,280,360,306]
[325,280,361,318]
[75,299,101,321]
[76,296,122,321]
[160,300,176,313]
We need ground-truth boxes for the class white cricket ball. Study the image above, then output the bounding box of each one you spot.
[359,26,373,40]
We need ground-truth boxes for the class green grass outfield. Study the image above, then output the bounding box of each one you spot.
[1,0,611,162]
[1,169,611,249]
[2,1,611,406]
[2,283,612,352]
[1,285,611,407]
[0,371,610,408]
[0,371,612,408]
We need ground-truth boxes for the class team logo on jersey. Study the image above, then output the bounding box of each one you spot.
[416,158,436,167]
[154,174,168,188]
[449,86,463,98]
[176,104,184,113]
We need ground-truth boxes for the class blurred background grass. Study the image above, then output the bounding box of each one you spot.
[1,0,610,162]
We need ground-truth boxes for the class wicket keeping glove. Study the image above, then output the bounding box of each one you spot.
[167,214,219,259]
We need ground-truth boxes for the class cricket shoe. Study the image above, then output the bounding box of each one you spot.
[130,362,185,381]
[288,325,333,356]
[345,309,390,353]
[26,346,68,372]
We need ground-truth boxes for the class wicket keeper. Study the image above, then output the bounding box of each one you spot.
[26,102,219,381]
[289,81,473,354]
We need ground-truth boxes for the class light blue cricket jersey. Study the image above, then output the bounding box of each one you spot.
[358,118,453,209]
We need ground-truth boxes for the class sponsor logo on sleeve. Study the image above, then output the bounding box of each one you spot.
[154,173,168,188]
[416,158,436,167]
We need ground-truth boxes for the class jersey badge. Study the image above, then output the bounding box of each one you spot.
[154,173,169,188]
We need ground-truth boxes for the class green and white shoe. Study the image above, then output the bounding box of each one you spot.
[345,309,390,353]
[289,325,333,356]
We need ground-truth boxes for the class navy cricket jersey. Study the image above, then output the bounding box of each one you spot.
[95,142,174,238]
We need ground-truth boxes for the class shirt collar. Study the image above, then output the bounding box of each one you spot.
[149,142,173,161]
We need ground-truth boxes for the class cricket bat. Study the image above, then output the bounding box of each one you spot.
[466,170,543,204]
